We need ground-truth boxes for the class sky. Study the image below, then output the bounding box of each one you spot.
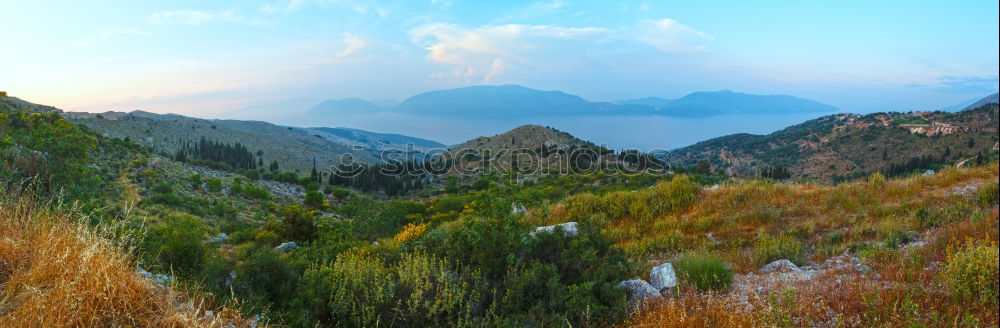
[1,0,998,117]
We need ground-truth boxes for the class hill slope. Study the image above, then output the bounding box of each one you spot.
[962,92,999,111]
[64,110,377,172]
[664,104,1000,181]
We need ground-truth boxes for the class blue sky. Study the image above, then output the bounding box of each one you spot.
[1,0,997,115]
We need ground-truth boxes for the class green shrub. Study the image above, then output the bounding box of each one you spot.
[754,233,804,265]
[151,214,207,274]
[975,181,998,206]
[234,248,298,307]
[943,239,999,305]
[884,230,917,248]
[281,205,317,242]
[674,253,734,291]
[206,178,223,193]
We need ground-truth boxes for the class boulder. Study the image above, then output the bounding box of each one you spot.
[275,241,299,252]
[649,262,678,294]
[761,259,802,273]
[617,279,661,307]
[531,222,578,237]
[208,233,228,243]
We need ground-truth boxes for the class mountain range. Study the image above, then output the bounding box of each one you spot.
[302,85,839,118]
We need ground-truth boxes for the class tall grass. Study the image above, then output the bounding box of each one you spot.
[0,191,256,327]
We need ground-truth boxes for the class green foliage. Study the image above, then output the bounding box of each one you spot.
[674,253,734,291]
[234,248,299,307]
[304,190,328,209]
[0,109,105,199]
[150,214,207,274]
[281,205,318,242]
[975,181,998,206]
[754,233,804,265]
[943,239,999,305]
[206,178,223,193]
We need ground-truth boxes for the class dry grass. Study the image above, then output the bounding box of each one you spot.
[0,193,258,327]
[614,165,999,327]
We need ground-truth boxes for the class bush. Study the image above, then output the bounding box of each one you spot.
[151,214,207,274]
[867,172,886,189]
[674,253,734,291]
[754,233,804,265]
[206,178,223,193]
[942,238,999,305]
[304,190,329,209]
[234,248,299,307]
[975,181,998,206]
[281,205,317,242]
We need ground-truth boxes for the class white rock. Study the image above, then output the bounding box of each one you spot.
[761,259,802,273]
[649,262,678,294]
[531,222,578,237]
[617,279,661,307]
[275,241,299,252]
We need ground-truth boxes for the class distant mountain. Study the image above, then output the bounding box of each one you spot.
[617,90,838,117]
[664,104,999,181]
[393,85,834,118]
[308,98,383,115]
[961,92,999,111]
[394,85,642,117]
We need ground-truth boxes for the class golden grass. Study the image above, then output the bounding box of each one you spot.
[0,194,257,327]
[615,165,1000,327]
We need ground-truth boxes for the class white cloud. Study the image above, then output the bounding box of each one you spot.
[637,18,713,53]
[335,33,370,59]
[409,23,607,82]
[72,26,150,47]
[150,10,214,25]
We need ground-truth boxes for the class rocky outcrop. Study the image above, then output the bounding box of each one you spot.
[275,241,299,252]
[760,259,802,273]
[649,262,678,294]
[617,279,661,307]
[532,222,578,237]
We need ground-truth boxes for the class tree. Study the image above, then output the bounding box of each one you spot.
[310,157,320,184]
[693,160,711,175]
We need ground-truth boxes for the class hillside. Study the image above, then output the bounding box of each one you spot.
[450,124,591,153]
[962,92,1000,111]
[617,90,837,117]
[63,110,377,172]
[664,104,1000,181]
[303,127,444,160]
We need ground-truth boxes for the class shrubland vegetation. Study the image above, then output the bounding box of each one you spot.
[3,93,998,327]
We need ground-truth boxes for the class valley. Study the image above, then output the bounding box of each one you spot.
[2,91,998,328]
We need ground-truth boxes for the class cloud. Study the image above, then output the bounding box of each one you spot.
[150,10,214,25]
[335,33,370,59]
[409,23,608,82]
[637,18,712,53]
[72,26,150,47]
[908,75,1000,93]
